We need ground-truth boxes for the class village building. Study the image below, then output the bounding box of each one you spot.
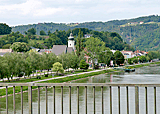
[121,51,135,59]
[0,49,12,56]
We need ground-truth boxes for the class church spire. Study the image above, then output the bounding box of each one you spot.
[68,33,75,50]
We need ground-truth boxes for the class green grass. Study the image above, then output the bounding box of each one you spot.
[40,69,114,83]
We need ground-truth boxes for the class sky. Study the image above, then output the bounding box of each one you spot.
[0,0,160,27]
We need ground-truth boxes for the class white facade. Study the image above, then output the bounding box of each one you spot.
[68,33,75,50]
[121,51,135,59]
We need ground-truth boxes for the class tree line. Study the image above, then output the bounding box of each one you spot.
[0,27,133,51]
[0,36,126,81]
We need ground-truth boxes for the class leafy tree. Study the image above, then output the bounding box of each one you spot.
[27,28,36,35]
[114,51,124,65]
[98,50,114,66]
[40,30,46,35]
[128,58,133,64]
[52,62,64,75]
[85,37,106,68]
[76,29,83,57]
[2,44,11,49]
[48,30,51,35]
[138,56,147,63]
[133,57,139,63]
[10,42,30,52]
[26,52,41,77]
[79,59,89,71]
[70,52,79,70]
[0,23,12,35]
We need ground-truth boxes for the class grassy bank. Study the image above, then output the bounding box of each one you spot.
[0,69,115,97]
[1,69,94,83]
[125,61,160,69]
[40,69,115,83]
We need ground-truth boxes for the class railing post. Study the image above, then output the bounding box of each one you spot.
[77,86,79,114]
[126,86,129,114]
[28,86,32,114]
[135,86,139,114]
[118,86,120,114]
[154,87,156,114]
[93,86,95,114]
[38,86,40,114]
[53,86,55,114]
[46,86,48,114]
[21,86,23,114]
[6,86,8,114]
[145,87,148,114]
[69,86,71,114]
[101,86,104,114]
[110,86,112,114]
[13,86,16,114]
[85,86,87,114]
[61,86,63,114]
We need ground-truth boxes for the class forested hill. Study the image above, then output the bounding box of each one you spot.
[12,15,160,51]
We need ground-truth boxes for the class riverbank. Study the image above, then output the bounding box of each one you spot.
[0,69,117,97]
[125,61,160,69]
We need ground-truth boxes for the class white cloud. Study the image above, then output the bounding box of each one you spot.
[0,0,160,26]
[0,0,42,15]
[34,7,64,17]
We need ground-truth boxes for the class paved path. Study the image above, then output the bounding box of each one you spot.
[32,69,105,83]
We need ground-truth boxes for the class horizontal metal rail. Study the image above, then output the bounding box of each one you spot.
[0,83,159,114]
[0,83,160,87]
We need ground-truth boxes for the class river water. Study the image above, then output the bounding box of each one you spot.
[1,65,160,114]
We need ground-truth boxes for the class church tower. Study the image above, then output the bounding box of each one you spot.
[68,33,75,50]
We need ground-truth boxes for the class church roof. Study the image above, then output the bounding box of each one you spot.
[52,45,67,55]
[67,47,74,53]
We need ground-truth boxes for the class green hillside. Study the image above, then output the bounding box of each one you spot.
[12,15,160,51]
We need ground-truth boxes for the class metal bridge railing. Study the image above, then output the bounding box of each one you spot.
[0,83,160,114]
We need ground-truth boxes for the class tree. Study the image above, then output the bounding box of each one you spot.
[133,57,139,63]
[10,42,30,52]
[98,50,114,66]
[76,29,83,57]
[128,58,133,64]
[85,37,106,69]
[138,56,147,63]
[70,52,79,70]
[27,28,36,35]
[2,44,11,49]
[79,59,89,71]
[52,62,64,75]
[40,30,46,35]
[48,30,51,35]
[114,51,124,65]
[0,23,12,35]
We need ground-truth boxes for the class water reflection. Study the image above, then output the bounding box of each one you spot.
[0,66,160,113]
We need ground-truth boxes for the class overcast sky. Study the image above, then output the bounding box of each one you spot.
[0,0,160,26]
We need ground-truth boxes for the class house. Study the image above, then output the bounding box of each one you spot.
[38,49,52,54]
[0,49,13,56]
[134,50,148,56]
[121,51,135,59]
[139,21,144,24]
[84,34,92,38]
[128,22,138,25]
